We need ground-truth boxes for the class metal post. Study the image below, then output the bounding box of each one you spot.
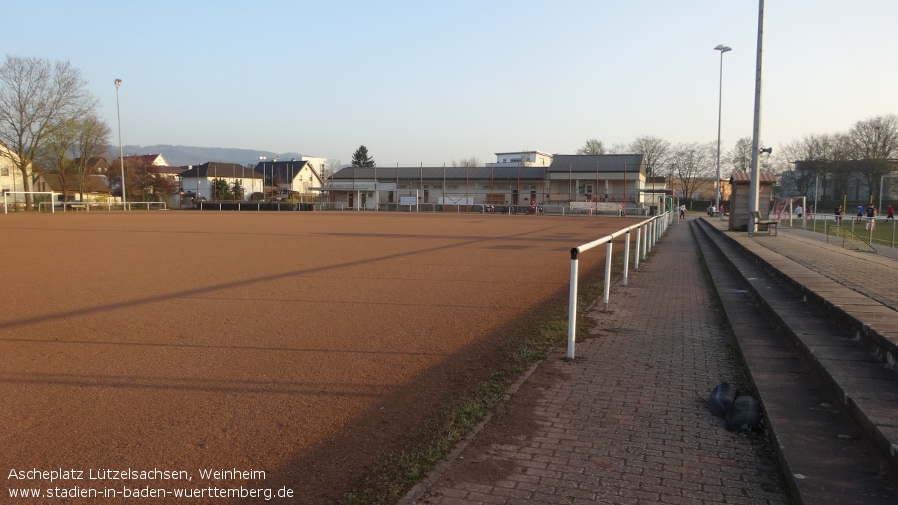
[603,242,612,310]
[748,0,766,233]
[114,79,126,210]
[623,230,631,286]
[642,223,648,261]
[635,226,642,270]
[714,44,731,214]
[567,249,579,359]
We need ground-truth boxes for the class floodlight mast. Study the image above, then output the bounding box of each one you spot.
[714,45,731,214]
[115,79,126,210]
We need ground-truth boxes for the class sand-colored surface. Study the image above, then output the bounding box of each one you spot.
[1,211,630,503]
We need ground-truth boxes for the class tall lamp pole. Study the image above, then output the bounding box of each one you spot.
[714,44,731,214]
[114,79,126,210]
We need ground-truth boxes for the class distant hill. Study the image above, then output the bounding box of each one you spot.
[112,144,307,167]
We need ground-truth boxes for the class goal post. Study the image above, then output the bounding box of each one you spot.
[3,191,55,214]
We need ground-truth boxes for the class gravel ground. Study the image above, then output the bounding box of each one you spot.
[1,210,629,504]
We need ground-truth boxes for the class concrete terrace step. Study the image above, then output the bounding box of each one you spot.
[691,218,898,504]
[696,218,898,478]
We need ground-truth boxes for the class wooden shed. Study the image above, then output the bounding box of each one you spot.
[727,171,777,231]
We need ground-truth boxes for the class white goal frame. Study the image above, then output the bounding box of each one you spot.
[3,192,55,214]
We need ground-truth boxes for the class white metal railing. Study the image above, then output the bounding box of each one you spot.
[566,212,671,359]
[36,201,167,212]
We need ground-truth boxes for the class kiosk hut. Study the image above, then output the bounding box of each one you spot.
[727,171,776,231]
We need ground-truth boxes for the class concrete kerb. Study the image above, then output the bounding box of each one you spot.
[397,360,542,505]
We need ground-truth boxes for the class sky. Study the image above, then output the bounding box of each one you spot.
[4,0,897,166]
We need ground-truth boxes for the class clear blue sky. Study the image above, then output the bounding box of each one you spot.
[5,1,896,166]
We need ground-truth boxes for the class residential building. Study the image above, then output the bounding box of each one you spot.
[0,143,28,197]
[179,162,265,202]
[253,160,324,199]
[117,153,170,168]
[32,172,111,205]
[490,150,554,167]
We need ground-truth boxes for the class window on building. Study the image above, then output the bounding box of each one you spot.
[1,166,8,176]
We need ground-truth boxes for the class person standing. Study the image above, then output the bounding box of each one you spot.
[795,205,803,220]
[888,205,894,220]
[857,205,865,223]
[679,204,686,219]
[834,204,843,225]
[866,204,877,231]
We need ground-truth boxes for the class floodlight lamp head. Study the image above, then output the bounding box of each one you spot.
[760,147,773,156]
[114,79,122,86]
[714,45,732,53]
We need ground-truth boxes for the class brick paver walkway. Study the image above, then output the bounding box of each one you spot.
[411,217,790,504]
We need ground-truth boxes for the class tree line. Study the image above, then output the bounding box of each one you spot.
[575,114,898,205]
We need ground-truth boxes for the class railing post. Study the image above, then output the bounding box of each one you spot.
[604,242,612,310]
[635,227,642,270]
[567,248,579,359]
[648,219,654,253]
[623,230,631,286]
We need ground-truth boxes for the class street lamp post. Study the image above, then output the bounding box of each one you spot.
[114,79,126,210]
[714,44,731,215]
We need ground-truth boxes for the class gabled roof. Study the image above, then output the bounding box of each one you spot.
[179,162,260,179]
[41,173,111,193]
[729,171,777,183]
[119,154,168,166]
[331,166,549,181]
[253,160,322,183]
[73,157,109,170]
[548,154,645,174]
[146,165,188,176]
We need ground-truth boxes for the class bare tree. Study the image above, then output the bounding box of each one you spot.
[451,157,480,167]
[843,115,898,200]
[35,114,110,203]
[629,135,671,179]
[576,138,606,155]
[37,117,80,203]
[0,56,97,208]
[778,133,838,199]
[606,142,629,154]
[727,137,754,175]
[72,115,111,200]
[671,142,715,204]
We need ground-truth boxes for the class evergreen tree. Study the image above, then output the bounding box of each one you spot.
[211,178,230,200]
[351,145,376,167]
[231,180,245,200]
